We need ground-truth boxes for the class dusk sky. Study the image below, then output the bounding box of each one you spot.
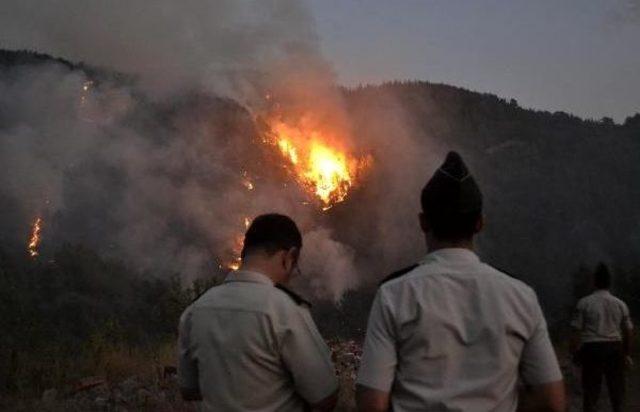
[307,0,640,122]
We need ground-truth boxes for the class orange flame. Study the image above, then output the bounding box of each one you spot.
[267,120,370,209]
[28,217,43,258]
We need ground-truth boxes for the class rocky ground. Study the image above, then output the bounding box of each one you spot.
[2,341,637,411]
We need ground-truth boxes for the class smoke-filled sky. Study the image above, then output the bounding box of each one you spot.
[2,0,638,121]
[308,0,640,122]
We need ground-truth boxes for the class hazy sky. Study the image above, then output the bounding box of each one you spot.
[307,0,640,122]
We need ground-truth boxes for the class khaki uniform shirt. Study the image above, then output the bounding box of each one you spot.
[357,249,562,412]
[178,270,337,412]
[571,289,633,343]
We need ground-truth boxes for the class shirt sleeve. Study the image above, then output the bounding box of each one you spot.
[280,305,338,404]
[177,307,199,390]
[519,293,563,385]
[621,302,634,331]
[356,289,397,392]
[570,300,584,330]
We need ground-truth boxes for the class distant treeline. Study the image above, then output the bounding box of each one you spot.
[0,49,136,86]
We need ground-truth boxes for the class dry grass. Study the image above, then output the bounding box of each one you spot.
[3,340,177,397]
[88,342,176,383]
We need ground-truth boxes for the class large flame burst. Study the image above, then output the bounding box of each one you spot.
[266,120,370,209]
[220,113,371,271]
[28,217,43,258]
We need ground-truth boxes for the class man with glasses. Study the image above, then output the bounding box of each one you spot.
[178,213,338,411]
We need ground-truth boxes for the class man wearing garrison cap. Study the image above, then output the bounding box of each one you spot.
[356,152,566,412]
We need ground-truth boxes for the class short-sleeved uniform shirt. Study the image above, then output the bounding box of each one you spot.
[571,289,633,343]
[357,248,562,412]
[178,270,338,412]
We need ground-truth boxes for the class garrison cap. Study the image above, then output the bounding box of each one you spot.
[421,151,482,215]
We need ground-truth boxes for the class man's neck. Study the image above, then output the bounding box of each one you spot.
[240,261,284,284]
[427,238,474,253]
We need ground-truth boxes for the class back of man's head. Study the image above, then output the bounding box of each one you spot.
[594,263,611,290]
[241,213,302,259]
[421,151,483,241]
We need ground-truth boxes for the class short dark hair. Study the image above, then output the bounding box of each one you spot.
[240,214,302,259]
[594,263,611,289]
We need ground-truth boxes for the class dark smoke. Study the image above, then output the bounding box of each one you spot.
[0,0,417,301]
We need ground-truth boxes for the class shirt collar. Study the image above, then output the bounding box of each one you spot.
[224,270,274,285]
[419,248,480,265]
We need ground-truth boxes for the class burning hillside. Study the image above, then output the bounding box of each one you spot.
[0,0,379,301]
[262,116,372,210]
[217,108,373,273]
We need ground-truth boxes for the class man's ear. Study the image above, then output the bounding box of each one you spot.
[281,247,298,272]
[419,212,429,233]
[287,247,300,268]
[474,214,484,234]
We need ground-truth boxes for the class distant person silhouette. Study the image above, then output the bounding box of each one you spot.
[571,263,634,412]
[356,152,565,412]
[178,214,338,411]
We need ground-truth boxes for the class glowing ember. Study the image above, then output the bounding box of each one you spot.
[241,171,255,191]
[27,217,43,258]
[243,180,254,191]
[80,80,93,104]
[267,120,369,209]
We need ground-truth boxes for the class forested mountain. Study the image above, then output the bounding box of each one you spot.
[343,81,640,314]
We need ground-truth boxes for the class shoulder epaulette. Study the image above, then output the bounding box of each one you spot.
[275,284,312,307]
[379,264,420,286]
[488,265,521,280]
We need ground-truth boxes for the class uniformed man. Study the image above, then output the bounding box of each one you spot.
[178,213,338,411]
[356,152,566,412]
[571,263,634,412]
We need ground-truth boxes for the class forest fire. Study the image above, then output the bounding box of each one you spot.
[265,119,370,210]
[27,217,43,258]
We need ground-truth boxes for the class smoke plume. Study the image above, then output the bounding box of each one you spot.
[0,0,435,302]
